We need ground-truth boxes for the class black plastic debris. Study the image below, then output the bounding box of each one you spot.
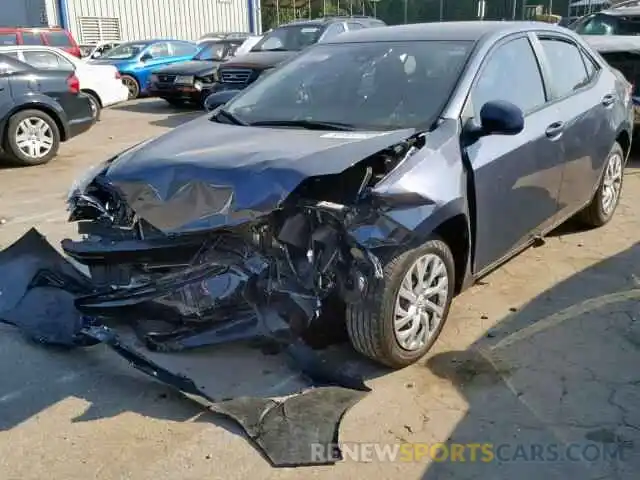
[212,387,368,467]
[0,228,371,467]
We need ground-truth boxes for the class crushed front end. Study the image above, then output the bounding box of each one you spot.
[62,132,424,352]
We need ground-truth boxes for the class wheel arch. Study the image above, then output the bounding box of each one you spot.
[431,213,471,295]
[3,104,67,143]
[81,88,102,107]
[616,128,631,162]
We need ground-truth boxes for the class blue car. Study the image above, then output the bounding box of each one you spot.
[87,39,199,99]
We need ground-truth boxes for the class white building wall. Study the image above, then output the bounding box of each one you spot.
[64,0,250,43]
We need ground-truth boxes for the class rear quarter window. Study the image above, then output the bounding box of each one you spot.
[0,33,17,45]
[46,31,72,47]
[21,32,44,45]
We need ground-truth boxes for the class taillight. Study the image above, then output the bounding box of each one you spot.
[67,73,80,94]
[115,71,121,80]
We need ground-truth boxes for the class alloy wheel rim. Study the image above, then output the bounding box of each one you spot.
[393,253,449,351]
[89,97,98,118]
[15,117,53,159]
[123,78,138,98]
[601,152,623,216]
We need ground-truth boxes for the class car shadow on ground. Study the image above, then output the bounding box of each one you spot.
[110,98,204,128]
[420,239,640,479]
[0,294,388,435]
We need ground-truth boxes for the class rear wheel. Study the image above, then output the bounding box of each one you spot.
[3,109,60,166]
[84,91,102,121]
[577,141,624,228]
[346,238,455,368]
[121,75,140,99]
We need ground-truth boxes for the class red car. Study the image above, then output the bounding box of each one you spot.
[0,27,81,58]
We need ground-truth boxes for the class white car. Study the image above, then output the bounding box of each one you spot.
[81,41,123,60]
[0,45,129,120]
[234,35,263,56]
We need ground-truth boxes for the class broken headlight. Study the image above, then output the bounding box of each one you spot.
[66,160,110,208]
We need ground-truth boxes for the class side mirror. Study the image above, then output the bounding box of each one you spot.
[91,51,102,59]
[478,100,524,136]
[140,53,152,62]
[204,90,241,112]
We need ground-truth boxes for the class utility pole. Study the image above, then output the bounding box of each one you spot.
[404,0,408,24]
[439,0,444,21]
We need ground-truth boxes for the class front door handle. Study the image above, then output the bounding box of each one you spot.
[545,121,564,139]
[602,94,616,107]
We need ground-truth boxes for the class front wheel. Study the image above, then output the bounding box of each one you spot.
[346,238,455,368]
[121,75,140,99]
[577,141,625,228]
[3,109,61,166]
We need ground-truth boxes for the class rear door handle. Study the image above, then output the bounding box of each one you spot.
[545,121,564,139]
[602,94,616,106]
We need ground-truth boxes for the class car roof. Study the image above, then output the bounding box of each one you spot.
[598,6,640,16]
[198,38,244,46]
[324,21,570,44]
[0,26,67,32]
[124,39,194,45]
[0,45,63,50]
[283,15,383,27]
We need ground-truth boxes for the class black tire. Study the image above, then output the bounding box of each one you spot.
[577,141,625,228]
[3,109,61,166]
[346,238,456,369]
[121,75,140,99]
[84,91,102,121]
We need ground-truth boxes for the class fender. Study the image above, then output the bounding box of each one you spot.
[0,93,69,141]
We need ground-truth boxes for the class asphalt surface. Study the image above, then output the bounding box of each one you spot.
[1,99,639,479]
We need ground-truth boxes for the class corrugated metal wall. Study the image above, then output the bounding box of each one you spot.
[65,0,249,43]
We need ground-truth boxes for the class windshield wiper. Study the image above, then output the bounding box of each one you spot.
[259,47,290,52]
[249,119,355,131]
[213,108,247,126]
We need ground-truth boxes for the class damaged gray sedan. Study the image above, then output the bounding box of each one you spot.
[64,22,633,368]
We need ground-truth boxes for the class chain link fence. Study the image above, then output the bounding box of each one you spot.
[259,0,578,31]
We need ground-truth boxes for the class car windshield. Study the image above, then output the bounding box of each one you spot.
[102,42,148,59]
[573,13,640,35]
[223,40,473,131]
[194,43,227,60]
[251,24,323,52]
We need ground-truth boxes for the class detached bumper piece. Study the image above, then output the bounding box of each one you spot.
[0,228,370,467]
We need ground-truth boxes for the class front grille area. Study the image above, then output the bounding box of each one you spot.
[219,68,254,85]
[157,74,176,83]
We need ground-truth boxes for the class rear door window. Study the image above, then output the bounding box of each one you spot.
[170,41,197,57]
[580,49,600,80]
[22,50,74,71]
[0,33,17,45]
[148,42,170,58]
[21,31,44,45]
[46,30,72,47]
[473,36,547,115]
[321,23,346,41]
[539,38,590,97]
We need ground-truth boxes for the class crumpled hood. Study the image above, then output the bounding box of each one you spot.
[100,116,415,233]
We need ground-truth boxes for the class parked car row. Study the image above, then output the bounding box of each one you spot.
[0,53,93,166]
